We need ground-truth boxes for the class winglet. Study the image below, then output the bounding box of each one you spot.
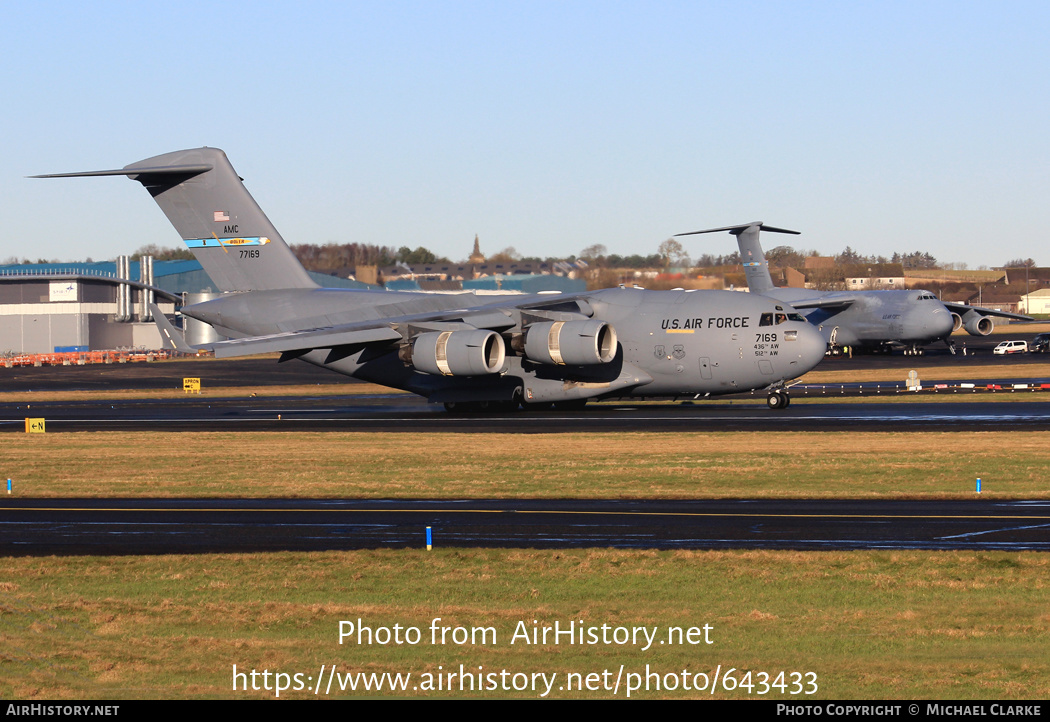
[149,303,200,354]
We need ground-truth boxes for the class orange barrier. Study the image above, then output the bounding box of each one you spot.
[1,349,177,368]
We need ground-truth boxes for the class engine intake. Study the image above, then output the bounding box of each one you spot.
[962,310,993,336]
[523,320,617,365]
[408,330,506,376]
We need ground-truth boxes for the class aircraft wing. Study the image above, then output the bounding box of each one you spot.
[151,301,406,356]
[163,293,595,359]
[149,303,197,353]
[775,295,857,312]
[942,302,1032,321]
[210,323,405,358]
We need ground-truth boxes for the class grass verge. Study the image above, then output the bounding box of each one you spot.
[1,549,1047,699]
[2,430,1047,499]
[799,361,1050,385]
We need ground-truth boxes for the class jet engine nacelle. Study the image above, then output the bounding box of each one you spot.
[522,320,618,365]
[961,310,993,336]
[408,330,506,376]
[950,312,963,333]
[816,324,860,348]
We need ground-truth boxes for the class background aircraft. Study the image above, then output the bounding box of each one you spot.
[677,222,1030,356]
[36,149,826,410]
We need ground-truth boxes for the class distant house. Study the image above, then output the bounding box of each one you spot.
[1020,288,1050,315]
[843,276,906,290]
[965,291,1023,315]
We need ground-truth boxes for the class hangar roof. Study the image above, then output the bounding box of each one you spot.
[0,260,378,294]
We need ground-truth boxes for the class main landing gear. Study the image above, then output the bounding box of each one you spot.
[766,389,791,409]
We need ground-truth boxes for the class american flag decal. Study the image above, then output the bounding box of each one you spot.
[214,211,230,222]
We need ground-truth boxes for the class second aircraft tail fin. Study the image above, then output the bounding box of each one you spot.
[676,222,799,294]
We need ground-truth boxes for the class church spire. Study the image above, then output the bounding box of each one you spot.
[468,234,485,264]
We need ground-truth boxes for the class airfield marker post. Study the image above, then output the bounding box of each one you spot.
[6,479,10,494]
[976,478,982,493]
[426,526,433,551]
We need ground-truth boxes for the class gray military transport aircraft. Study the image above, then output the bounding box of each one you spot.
[678,222,1030,356]
[36,149,826,410]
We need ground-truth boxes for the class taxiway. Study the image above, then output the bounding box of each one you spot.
[3,498,1049,555]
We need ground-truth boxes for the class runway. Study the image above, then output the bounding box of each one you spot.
[3,393,1050,431]
[3,498,1049,555]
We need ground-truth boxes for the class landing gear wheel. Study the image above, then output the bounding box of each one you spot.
[766,391,789,409]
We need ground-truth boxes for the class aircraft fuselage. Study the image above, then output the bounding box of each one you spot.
[765,288,955,349]
[183,286,826,404]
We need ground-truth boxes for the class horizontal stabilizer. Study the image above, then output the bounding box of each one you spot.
[675,222,800,237]
[30,164,212,180]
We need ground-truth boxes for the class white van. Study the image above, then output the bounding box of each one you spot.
[993,340,1028,355]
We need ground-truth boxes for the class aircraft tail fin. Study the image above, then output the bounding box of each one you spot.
[676,222,799,294]
[33,148,318,292]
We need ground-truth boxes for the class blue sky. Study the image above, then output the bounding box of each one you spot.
[2,1,1048,268]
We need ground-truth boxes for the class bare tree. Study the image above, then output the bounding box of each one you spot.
[657,238,689,268]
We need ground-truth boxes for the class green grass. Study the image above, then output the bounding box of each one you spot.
[3,430,1048,498]
[1,550,1047,699]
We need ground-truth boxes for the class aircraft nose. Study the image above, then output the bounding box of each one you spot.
[932,307,955,339]
[795,323,826,373]
[911,305,955,340]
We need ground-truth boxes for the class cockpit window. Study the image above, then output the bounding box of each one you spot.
[760,311,806,326]
[918,293,937,301]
